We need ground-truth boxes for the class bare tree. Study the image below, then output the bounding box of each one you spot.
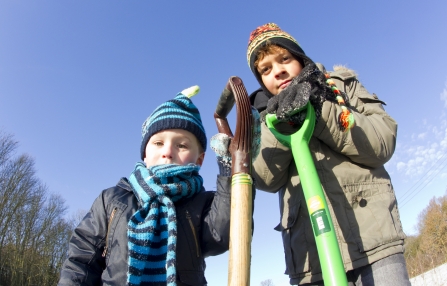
[0,131,73,285]
[69,208,88,229]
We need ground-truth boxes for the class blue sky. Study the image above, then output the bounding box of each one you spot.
[1,1,447,285]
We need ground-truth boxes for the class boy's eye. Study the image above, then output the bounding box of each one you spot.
[178,143,188,149]
[282,55,290,62]
[259,66,270,75]
[154,141,163,146]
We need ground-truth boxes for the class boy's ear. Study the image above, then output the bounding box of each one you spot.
[196,152,205,166]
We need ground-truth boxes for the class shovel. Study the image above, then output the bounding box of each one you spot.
[214,76,253,286]
[265,102,347,286]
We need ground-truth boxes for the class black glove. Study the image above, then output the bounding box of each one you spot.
[266,63,328,126]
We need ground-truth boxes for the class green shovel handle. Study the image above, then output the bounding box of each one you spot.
[265,103,347,286]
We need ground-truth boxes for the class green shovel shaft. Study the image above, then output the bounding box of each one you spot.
[291,140,346,286]
[265,103,347,286]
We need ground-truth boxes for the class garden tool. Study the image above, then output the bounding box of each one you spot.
[265,102,348,286]
[214,76,253,286]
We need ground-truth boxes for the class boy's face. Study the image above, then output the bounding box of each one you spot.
[144,129,205,168]
[257,49,303,96]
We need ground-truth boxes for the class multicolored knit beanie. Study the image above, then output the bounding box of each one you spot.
[247,23,355,132]
[247,23,315,97]
[140,86,207,160]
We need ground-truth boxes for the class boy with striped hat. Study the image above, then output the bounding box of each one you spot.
[59,86,233,286]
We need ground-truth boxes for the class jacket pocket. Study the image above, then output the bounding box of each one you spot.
[356,92,386,105]
[102,200,127,264]
[274,201,311,275]
[176,207,203,272]
[275,201,300,231]
[185,210,201,258]
[354,91,388,115]
[342,182,405,253]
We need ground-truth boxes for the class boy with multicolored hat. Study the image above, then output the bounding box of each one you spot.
[58,86,233,286]
[247,23,410,285]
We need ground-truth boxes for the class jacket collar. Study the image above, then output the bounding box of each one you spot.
[249,87,271,112]
[117,177,133,192]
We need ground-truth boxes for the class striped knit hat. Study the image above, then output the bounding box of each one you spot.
[247,23,314,96]
[140,86,206,160]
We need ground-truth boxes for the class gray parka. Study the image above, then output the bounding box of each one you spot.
[58,175,231,286]
[251,66,406,284]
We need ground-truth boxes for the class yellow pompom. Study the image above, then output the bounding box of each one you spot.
[181,85,200,98]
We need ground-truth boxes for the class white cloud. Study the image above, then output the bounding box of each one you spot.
[440,128,447,148]
[417,132,427,140]
[395,132,447,177]
[391,78,447,179]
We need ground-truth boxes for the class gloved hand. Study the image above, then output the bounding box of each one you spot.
[211,107,261,176]
[266,63,328,127]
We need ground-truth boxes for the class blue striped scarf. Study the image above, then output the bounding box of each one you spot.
[127,162,203,286]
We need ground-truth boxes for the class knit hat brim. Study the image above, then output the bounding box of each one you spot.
[140,92,206,160]
[140,118,207,160]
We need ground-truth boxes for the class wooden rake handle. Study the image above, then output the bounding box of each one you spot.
[214,76,253,286]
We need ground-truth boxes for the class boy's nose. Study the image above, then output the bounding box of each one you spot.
[161,145,173,158]
[273,65,286,78]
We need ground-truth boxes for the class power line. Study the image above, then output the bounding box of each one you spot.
[399,152,445,202]
[399,152,447,208]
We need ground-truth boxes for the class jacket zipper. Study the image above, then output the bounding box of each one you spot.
[102,207,117,257]
[186,210,200,257]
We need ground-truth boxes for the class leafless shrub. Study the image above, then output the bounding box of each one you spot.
[404,192,447,277]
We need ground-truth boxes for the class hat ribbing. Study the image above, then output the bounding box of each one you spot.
[247,23,304,67]
[140,86,206,160]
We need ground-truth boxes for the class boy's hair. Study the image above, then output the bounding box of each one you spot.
[140,86,207,160]
[253,42,287,69]
[247,23,313,96]
[253,42,305,71]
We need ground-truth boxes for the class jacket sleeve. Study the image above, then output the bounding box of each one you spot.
[58,192,108,285]
[200,175,232,257]
[251,121,294,193]
[313,69,397,168]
